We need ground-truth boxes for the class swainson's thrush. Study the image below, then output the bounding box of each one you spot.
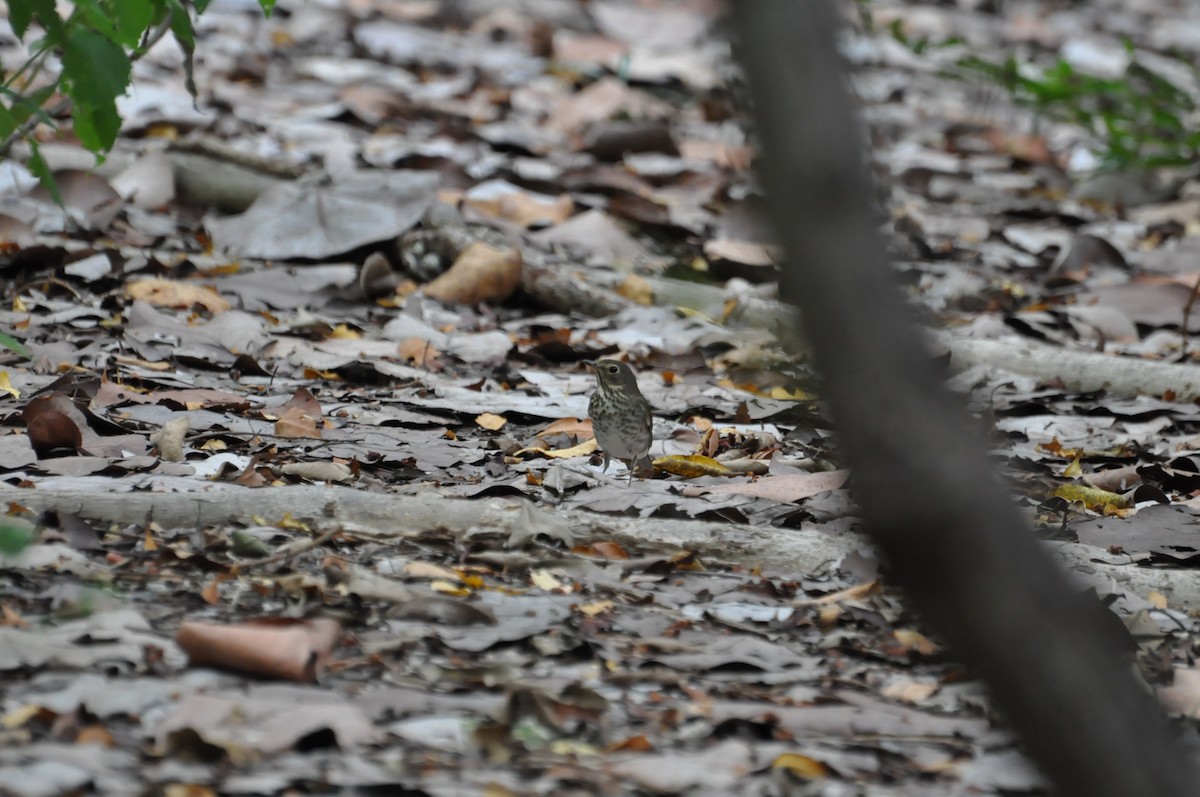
[586,359,653,481]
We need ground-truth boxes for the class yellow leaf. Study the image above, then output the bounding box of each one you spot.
[893,628,941,656]
[1062,456,1083,478]
[616,274,654,305]
[769,386,813,401]
[0,372,18,399]
[578,600,614,616]
[653,454,731,479]
[476,412,508,431]
[1052,483,1130,510]
[514,438,598,459]
[530,569,563,591]
[2,704,42,729]
[125,278,231,313]
[328,324,361,339]
[721,297,739,323]
[1148,591,1168,609]
[12,296,27,312]
[771,753,829,779]
[431,580,471,597]
[404,562,462,581]
[276,513,311,532]
[302,368,342,381]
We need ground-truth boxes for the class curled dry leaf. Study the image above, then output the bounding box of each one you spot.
[653,454,731,478]
[396,337,442,369]
[149,416,190,462]
[514,438,597,459]
[280,462,353,482]
[359,251,399,299]
[424,242,522,304]
[538,417,591,437]
[23,392,92,457]
[176,617,341,682]
[126,278,232,313]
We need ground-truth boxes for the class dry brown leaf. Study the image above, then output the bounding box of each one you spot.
[893,629,941,656]
[653,454,731,478]
[149,416,189,462]
[515,438,598,459]
[703,239,780,266]
[274,406,321,439]
[396,337,442,368]
[126,278,231,313]
[880,678,940,704]
[539,417,591,437]
[424,243,523,304]
[771,753,830,779]
[699,470,850,501]
[403,562,462,581]
[176,617,341,682]
[617,273,654,305]
[463,183,573,227]
[476,412,508,430]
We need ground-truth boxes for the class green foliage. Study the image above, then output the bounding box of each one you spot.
[2,0,275,173]
[0,329,30,358]
[0,518,32,556]
[958,50,1200,171]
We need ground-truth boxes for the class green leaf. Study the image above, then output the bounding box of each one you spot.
[0,102,16,139]
[2,83,58,129]
[9,0,35,38]
[0,330,30,358]
[74,0,120,43]
[61,28,132,109]
[0,518,32,556]
[72,101,122,152]
[27,141,63,206]
[256,0,274,17]
[110,0,157,48]
[167,0,197,101]
[9,0,59,40]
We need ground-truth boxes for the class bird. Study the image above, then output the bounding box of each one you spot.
[586,359,654,482]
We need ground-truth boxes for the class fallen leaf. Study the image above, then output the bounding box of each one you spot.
[653,454,731,478]
[0,372,18,399]
[617,273,654,305]
[424,243,523,304]
[771,752,830,779]
[126,278,231,313]
[476,413,507,430]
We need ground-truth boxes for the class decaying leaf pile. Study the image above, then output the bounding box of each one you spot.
[2,1,1200,795]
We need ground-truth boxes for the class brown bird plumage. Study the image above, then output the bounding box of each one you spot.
[586,359,653,481]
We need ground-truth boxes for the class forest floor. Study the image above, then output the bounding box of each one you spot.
[2,1,1200,795]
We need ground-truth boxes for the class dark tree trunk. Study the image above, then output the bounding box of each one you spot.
[729,2,1199,794]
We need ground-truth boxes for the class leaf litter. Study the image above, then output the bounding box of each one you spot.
[2,0,1200,795]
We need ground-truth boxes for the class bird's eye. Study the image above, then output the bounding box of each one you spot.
[607,365,619,373]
